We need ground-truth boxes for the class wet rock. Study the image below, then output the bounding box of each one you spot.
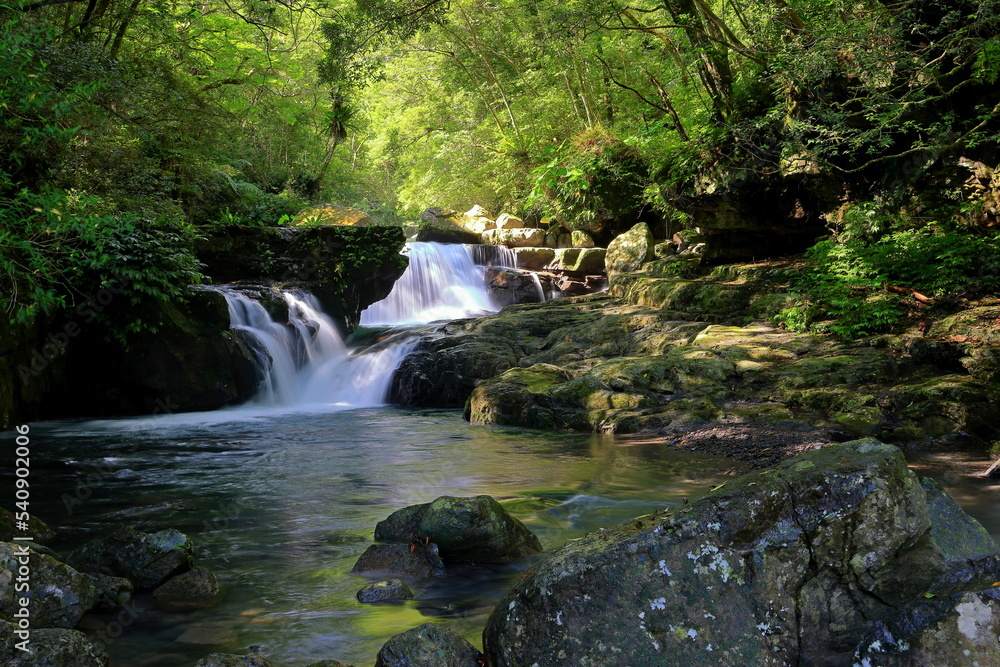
[0,541,98,628]
[374,495,542,564]
[375,623,481,667]
[67,527,194,589]
[0,620,110,666]
[84,573,133,612]
[483,440,1000,667]
[485,267,544,307]
[153,566,221,611]
[482,228,546,248]
[0,508,55,542]
[356,579,414,603]
[304,661,355,667]
[854,588,1000,665]
[606,222,655,278]
[352,543,446,578]
[193,653,272,667]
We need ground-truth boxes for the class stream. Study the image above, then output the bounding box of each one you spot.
[7,241,1000,665]
[18,408,735,665]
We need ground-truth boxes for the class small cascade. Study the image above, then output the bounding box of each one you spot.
[360,242,502,326]
[471,244,516,269]
[217,287,413,409]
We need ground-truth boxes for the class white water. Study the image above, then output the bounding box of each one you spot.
[360,242,502,325]
[216,242,515,408]
[221,288,416,409]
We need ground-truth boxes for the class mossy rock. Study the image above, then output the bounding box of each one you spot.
[0,542,98,628]
[374,495,542,564]
[1,621,110,666]
[67,527,194,590]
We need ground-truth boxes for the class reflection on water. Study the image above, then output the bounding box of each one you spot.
[907,450,1000,541]
[12,409,735,666]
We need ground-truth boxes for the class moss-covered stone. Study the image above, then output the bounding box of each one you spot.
[483,440,1000,666]
[0,542,98,628]
[1,621,110,666]
[293,204,374,227]
[356,579,413,603]
[0,509,55,543]
[374,495,542,564]
[67,527,194,590]
[193,653,273,667]
[376,623,481,667]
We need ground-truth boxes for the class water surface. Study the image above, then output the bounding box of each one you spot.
[17,407,735,666]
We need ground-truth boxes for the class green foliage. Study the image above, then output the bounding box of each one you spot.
[778,203,1000,337]
[0,189,202,331]
[527,126,648,228]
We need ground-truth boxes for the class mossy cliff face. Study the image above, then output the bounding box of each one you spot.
[482,440,1000,667]
[195,225,408,331]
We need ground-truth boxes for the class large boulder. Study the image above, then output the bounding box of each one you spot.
[0,542,98,628]
[482,228,546,248]
[375,623,481,667]
[606,222,655,278]
[0,620,110,666]
[483,440,1000,667]
[374,495,542,564]
[495,213,526,230]
[67,527,194,589]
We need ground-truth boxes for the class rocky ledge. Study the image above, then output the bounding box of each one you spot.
[391,262,1000,454]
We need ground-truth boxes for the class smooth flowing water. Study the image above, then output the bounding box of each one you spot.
[14,409,737,665]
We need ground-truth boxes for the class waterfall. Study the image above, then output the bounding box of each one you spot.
[214,242,514,409]
[360,242,503,326]
[218,287,415,409]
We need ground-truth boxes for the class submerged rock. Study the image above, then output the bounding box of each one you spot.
[352,543,446,578]
[356,579,414,603]
[153,566,221,610]
[67,527,194,589]
[0,542,97,628]
[0,620,110,666]
[375,623,481,667]
[375,495,542,564]
[482,439,1000,667]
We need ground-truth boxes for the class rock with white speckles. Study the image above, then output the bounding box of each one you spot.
[854,588,1000,665]
[0,620,110,666]
[482,439,1000,667]
[0,541,98,628]
[375,623,481,667]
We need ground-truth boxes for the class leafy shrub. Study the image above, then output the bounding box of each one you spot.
[779,203,1000,337]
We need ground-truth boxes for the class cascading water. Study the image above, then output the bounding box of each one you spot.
[360,242,504,325]
[216,242,518,408]
[219,287,415,409]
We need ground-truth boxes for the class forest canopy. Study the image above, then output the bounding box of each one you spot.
[2,0,999,336]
